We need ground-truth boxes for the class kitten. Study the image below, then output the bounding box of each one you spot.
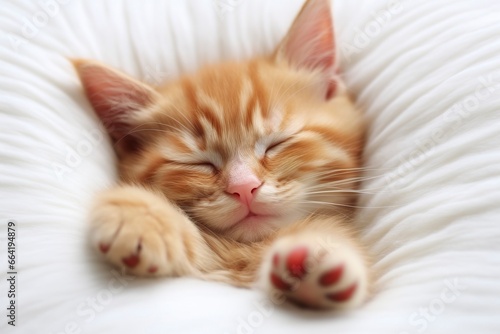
[73,0,370,309]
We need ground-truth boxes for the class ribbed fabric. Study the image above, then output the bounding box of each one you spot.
[0,1,499,333]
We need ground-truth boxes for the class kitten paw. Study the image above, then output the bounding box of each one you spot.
[263,237,369,309]
[90,186,196,277]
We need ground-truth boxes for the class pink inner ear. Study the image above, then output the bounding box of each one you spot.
[279,0,337,97]
[74,61,156,143]
[325,80,337,100]
[284,5,335,71]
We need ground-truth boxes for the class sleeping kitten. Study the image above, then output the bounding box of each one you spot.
[73,0,370,309]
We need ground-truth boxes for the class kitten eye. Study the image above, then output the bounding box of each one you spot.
[265,139,289,155]
[194,162,217,172]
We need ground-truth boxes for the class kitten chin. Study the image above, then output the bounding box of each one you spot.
[222,211,303,243]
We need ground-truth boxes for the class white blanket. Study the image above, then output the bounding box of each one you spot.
[1,0,499,333]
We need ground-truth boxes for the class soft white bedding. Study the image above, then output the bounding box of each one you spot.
[1,0,500,333]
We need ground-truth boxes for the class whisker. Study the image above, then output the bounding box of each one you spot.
[304,176,384,188]
[293,200,397,209]
[304,190,380,195]
[155,109,193,133]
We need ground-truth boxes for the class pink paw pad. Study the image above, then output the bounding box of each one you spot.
[285,246,308,279]
[99,243,110,254]
[272,253,280,266]
[318,265,344,286]
[270,273,291,291]
[325,283,357,302]
[268,242,363,308]
[148,266,158,274]
[122,254,140,268]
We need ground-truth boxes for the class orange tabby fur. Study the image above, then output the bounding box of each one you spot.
[74,0,370,309]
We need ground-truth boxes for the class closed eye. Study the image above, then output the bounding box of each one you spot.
[265,139,290,155]
[170,160,217,173]
[192,162,217,172]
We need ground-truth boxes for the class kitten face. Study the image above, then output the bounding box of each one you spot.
[130,62,363,242]
[74,0,365,242]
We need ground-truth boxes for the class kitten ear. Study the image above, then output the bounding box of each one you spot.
[274,0,337,98]
[72,59,160,151]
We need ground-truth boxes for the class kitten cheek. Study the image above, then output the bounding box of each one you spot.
[191,200,243,230]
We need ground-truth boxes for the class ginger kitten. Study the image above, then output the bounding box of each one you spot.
[73,0,369,309]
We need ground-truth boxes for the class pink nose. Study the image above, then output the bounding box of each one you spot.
[227,178,262,207]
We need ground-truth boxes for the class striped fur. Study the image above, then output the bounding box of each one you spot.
[75,0,372,310]
[113,58,365,242]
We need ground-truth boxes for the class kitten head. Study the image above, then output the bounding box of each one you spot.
[74,0,365,242]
